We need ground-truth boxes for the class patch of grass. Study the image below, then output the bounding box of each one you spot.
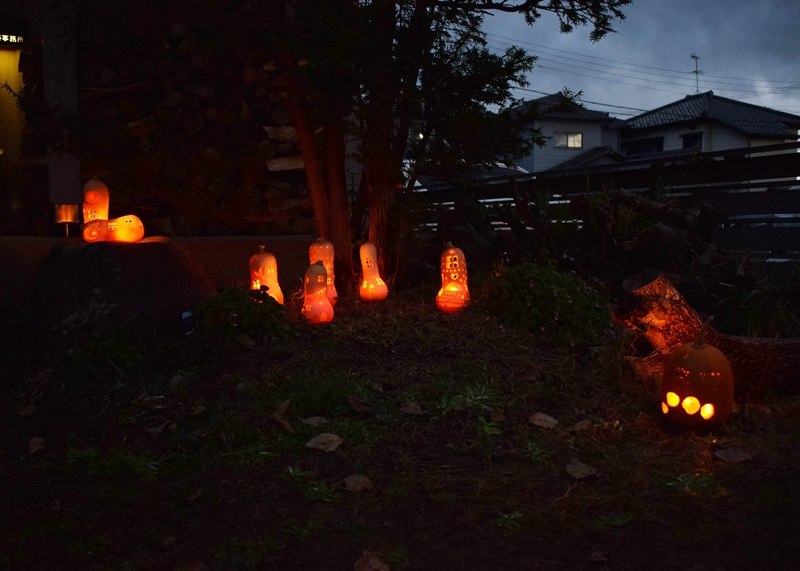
[214,536,285,570]
[195,286,294,341]
[282,518,324,543]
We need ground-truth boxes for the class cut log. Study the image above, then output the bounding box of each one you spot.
[266,154,304,172]
[612,269,800,395]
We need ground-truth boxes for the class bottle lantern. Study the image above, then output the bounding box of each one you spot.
[309,238,337,306]
[436,242,470,314]
[661,317,734,430]
[249,246,284,305]
[83,215,145,243]
[82,178,110,223]
[302,261,334,324]
[359,242,388,301]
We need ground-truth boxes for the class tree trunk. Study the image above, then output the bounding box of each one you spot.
[325,120,356,295]
[612,269,800,396]
[281,58,330,240]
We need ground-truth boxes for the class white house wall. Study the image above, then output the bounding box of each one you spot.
[515,120,604,172]
[621,121,750,154]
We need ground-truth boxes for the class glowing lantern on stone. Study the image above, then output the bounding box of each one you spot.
[249,246,284,305]
[309,238,337,306]
[661,317,734,429]
[436,242,470,314]
[82,178,110,223]
[83,215,145,243]
[302,261,334,324]
[359,242,388,301]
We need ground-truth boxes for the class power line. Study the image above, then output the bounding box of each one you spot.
[510,86,648,112]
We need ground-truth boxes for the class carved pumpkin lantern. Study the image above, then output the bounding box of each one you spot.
[661,317,734,430]
[359,242,388,301]
[83,215,145,243]
[82,177,110,223]
[309,238,337,306]
[249,246,284,305]
[302,261,334,324]
[436,242,470,313]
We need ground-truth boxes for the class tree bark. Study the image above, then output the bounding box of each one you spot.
[325,120,357,295]
[612,269,800,396]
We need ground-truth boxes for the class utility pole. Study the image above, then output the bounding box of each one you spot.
[691,54,703,94]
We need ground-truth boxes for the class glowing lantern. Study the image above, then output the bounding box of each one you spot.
[82,178,110,222]
[302,261,334,324]
[83,215,145,243]
[660,317,734,429]
[249,246,284,305]
[309,238,337,306]
[359,242,388,301]
[436,242,470,313]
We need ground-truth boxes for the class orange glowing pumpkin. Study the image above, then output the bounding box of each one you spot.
[249,246,284,305]
[309,238,337,306]
[82,178,110,222]
[661,317,734,430]
[302,261,334,324]
[436,242,469,313]
[83,215,145,243]
[359,242,388,301]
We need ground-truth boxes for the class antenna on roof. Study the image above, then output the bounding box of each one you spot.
[690,54,703,94]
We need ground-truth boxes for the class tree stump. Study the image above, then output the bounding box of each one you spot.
[612,269,800,396]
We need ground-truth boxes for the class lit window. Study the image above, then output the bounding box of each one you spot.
[553,132,583,149]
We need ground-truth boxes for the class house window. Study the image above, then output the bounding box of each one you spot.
[553,132,583,149]
[622,137,664,157]
[681,132,703,150]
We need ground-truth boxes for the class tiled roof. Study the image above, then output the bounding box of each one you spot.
[517,94,614,124]
[547,145,626,171]
[623,91,800,138]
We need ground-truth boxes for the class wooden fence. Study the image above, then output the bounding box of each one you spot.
[415,141,800,260]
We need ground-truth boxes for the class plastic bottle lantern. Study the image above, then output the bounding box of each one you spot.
[661,317,734,429]
[309,238,337,306]
[83,215,145,243]
[82,178,110,223]
[436,242,470,313]
[249,246,284,305]
[359,242,388,301]
[302,261,334,323]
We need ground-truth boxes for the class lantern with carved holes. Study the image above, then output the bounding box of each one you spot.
[83,215,145,243]
[302,261,334,324]
[359,242,388,301]
[249,246,284,305]
[436,242,470,313]
[309,238,337,306]
[82,177,110,223]
[661,317,734,429]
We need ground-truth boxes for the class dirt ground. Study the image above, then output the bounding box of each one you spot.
[2,290,799,571]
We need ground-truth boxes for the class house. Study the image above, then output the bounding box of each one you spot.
[513,93,623,173]
[620,91,800,157]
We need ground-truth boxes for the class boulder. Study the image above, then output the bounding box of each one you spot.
[26,237,216,351]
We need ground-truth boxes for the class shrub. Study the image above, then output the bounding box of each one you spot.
[194,287,293,340]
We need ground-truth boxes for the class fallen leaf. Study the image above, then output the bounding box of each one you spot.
[529,412,558,429]
[305,433,343,452]
[570,418,593,432]
[398,399,423,415]
[190,405,207,416]
[162,537,178,549]
[144,419,172,437]
[490,409,505,423]
[353,551,390,571]
[301,416,327,426]
[343,474,373,493]
[714,448,752,463]
[349,395,374,415]
[588,550,608,562]
[269,400,295,434]
[566,457,597,480]
[17,405,37,417]
[518,365,541,382]
[29,437,45,455]
[235,333,255,348]
[371,383,384,394]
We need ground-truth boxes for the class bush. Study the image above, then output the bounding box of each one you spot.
[487,263,610,345]
[194,287,293,340]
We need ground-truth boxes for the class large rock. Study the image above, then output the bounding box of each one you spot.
[26,237,217,350]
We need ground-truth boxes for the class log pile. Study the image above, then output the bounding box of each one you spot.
[612,269,800,396]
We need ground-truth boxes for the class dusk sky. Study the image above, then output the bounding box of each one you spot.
[482,0,800,118]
